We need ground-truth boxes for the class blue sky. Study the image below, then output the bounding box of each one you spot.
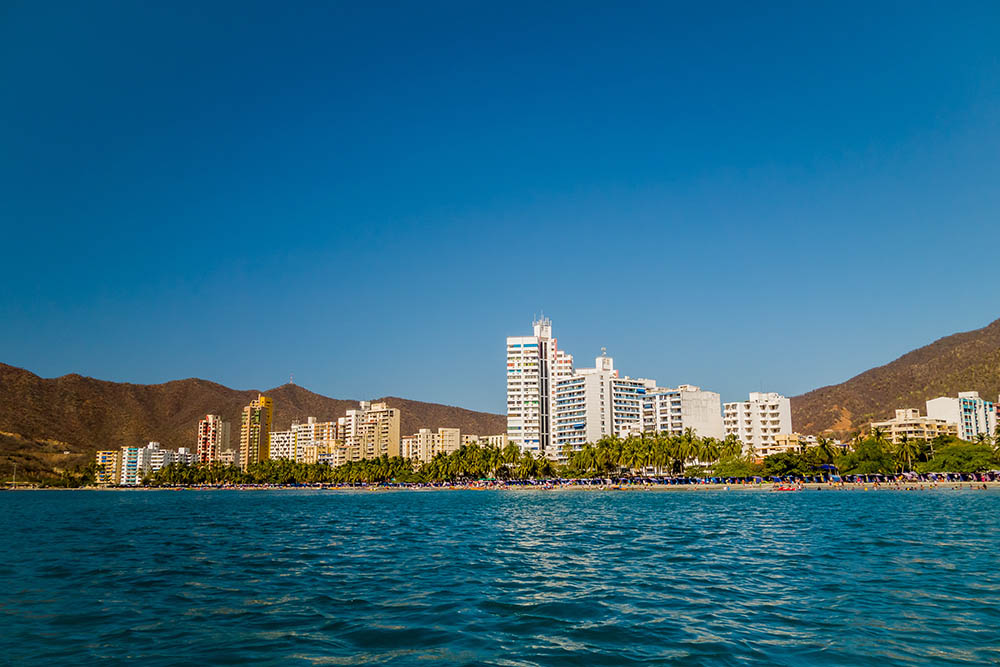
[2,2,999,412]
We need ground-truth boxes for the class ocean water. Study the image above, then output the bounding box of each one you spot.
[1,489,999,665]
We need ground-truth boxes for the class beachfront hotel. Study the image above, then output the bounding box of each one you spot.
[239,394,273,470]
[925,392,997,442]
[552,351,652,459]
[506,317,574,458]
[723,392,792,455]
[642,384,725,441]
[196,414,231,464]
[870,409,959,444]
[507,317,741,459]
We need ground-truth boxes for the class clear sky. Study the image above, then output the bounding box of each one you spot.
[2,2,999,412]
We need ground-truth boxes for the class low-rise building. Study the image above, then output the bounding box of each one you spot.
[871,409,958,444]
[481,434,509,448]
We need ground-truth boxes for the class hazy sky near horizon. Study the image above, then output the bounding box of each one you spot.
[2,2,999,412]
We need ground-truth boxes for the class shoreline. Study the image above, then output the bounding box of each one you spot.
[7,481,1000,492]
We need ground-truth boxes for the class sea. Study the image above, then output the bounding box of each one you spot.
[1,488,999,665]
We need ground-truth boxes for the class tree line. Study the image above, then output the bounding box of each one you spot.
[131,425,1000,487]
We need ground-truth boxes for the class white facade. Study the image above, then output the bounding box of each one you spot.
[174,447,195,466]
[118,442,177,485]
[552,353,650,460]
[119,446,143,486]
[506,317,574,458]
[144,442,173,473]
[269,429,296,460]
[926,392,996,442]
[642,384,724,440]
[723,392,792,454]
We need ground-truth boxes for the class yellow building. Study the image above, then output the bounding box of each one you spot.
[240,394,273,469]
[403,427,463,463]
[871,409,958,444]
[94,450,120,486]
[338,401,400,460]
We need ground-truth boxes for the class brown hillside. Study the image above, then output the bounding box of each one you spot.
[791,317,1000,435]
[0,363,506,464]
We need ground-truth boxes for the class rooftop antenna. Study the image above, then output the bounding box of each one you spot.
[601,346,607,357]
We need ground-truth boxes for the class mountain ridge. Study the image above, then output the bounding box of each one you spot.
[0,363,506,477]
[790,317,1000,435]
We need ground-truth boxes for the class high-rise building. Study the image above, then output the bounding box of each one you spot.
[240,394,273,469]
[506,317,574,458]
[196,414,231,464]
[338,401,400,460]
[118,445,143,486]
[723,392,792,454]
[95,450,120,486]
[552,352,651,460]
[926,392,996,442]
[642,385,724,440]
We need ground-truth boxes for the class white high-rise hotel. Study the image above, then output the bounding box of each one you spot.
[507,318,740,460]
[506,317,574,457]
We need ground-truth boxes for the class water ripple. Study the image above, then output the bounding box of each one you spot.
[1,489,1000,665]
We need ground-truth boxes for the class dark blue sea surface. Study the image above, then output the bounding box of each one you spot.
[1,488,999,665]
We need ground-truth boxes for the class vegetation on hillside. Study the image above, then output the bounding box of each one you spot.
[792,317,1000,434]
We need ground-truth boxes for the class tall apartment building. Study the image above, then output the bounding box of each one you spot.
[871,409,958,444]
[402,427,463,463]
[925,392,996,442]
[95,450,120,486]
[552,353,650,459]
[338,401,400,460]
[119,445,144,486]
[642,385,724,440]
[723,392,792,454]
[240,394,273,469]
[196,414,231,464]
[506,317,574,458]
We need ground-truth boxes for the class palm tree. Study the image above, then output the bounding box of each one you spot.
[815,437,837,465]
[895,435,920,473]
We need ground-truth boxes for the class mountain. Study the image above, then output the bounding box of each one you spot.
[791,318,1000,435]
[0,363,506,478]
